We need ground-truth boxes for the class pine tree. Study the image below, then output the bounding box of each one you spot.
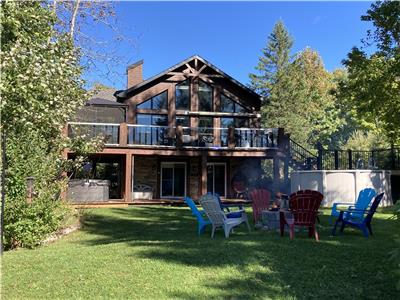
[249,21,293,99]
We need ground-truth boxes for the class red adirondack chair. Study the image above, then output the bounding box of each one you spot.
[280,190,323,241]
[249,189,271,223]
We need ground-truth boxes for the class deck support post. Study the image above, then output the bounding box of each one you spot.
[124,153,133,202]
[201,152,207,196]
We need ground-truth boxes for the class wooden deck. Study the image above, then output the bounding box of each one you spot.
[71,198,252,208]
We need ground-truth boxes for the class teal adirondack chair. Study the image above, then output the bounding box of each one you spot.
[330,188,376,224]
[184,197,211,235]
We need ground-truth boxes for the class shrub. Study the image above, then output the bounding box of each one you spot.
[4,196,70,249]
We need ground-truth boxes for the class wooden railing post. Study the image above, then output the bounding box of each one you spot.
[119,123,127,146]
[176,125,183,148]
[228,127,235,149]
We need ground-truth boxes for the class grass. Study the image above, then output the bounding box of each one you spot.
[2,206,399,299]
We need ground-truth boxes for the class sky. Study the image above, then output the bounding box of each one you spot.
[83,1,374,90]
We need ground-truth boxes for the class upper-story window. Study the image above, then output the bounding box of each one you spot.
[198,80,213,111]
[137,114,168,126]
[137,91,168,110]
[220,94,248,113]
[176,79,190,110]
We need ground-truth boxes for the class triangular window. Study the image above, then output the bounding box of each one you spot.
[137,91,168,110]
[221,94,248,113]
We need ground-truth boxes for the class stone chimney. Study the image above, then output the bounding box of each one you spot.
[127,60,144,88]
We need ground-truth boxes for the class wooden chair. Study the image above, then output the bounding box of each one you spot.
[280,190,323,241]
[249,189,271,224]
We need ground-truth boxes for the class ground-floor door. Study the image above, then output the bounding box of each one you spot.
[207,163,226,197]
[160,162,186,198]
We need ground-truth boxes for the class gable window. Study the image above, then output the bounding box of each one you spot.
[137,91,168,110]
[221,94,248,113]
[198,80,213,111]
[176,79,190,110]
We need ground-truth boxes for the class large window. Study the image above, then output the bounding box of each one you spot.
[136,114,168,126]
[221,94,248,113]
[199,80,213,111]
[137,91,168,110]
[176,79,190,110]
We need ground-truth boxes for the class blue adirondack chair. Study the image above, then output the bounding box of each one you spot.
[184,197,211,235]
[332,193,384,237]
[330,188,376,224]
[207,192,243,218]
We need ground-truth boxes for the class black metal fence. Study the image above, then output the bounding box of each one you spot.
[318,147,400,170]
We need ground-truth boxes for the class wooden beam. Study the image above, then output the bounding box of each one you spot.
[197,64,207,75]
[185,63,195,73]
[124,153,132,202]
[205,74,223,78]
[119,123,127,146]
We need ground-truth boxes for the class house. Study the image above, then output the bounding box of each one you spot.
[65,55,291,203]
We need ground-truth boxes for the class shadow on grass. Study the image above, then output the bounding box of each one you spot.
[79,206,398,299]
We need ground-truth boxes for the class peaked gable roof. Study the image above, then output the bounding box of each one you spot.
[114,55,261,104]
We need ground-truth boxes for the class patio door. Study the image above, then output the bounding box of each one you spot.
[207,163,226,197]
[160,162,186,198]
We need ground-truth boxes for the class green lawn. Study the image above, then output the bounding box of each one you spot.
[2,206,399,299]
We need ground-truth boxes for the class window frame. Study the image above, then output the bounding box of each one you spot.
[175,79,191,111]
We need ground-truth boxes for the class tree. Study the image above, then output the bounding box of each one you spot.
[342,0,400,144]
[250,20,293,99]
[250,23,343,149]
[50,0,137,87]
[0,1,98,249]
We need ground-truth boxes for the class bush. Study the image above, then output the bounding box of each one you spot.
[3,131,70,250]
[4,196,70,249]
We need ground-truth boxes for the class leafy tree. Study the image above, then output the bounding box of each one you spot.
[342,0,400,144]
[0,1,99,249]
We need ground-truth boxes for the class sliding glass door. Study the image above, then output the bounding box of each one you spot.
[207,163,226,197]
[160,162,186,198]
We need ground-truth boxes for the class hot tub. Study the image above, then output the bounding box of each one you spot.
[67,179,110,202]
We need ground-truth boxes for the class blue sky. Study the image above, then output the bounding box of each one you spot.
[84,1,374,89]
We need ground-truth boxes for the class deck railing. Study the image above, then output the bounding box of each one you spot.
[67,122,281,150]
[68,122,120,145]
[127,124,175,146]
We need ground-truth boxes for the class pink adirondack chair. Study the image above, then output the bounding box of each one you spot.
[249,189,271,223]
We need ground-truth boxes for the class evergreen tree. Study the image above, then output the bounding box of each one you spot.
[250,22,343,149]
[249,21,293,99]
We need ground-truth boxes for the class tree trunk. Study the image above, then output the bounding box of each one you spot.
[70,0,81,39]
